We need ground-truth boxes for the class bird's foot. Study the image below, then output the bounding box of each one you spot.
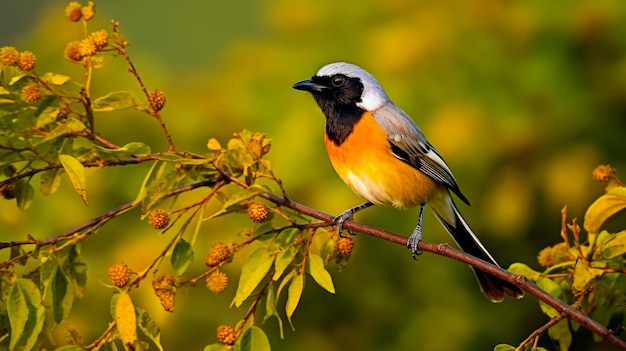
[407,226,423,259]
[333,209,355,236]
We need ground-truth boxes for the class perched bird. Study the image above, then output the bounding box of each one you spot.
[292,62,523,302]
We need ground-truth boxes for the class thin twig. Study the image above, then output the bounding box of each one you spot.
[516,312,567,350]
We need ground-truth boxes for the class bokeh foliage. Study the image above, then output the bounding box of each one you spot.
[1,0,626,350]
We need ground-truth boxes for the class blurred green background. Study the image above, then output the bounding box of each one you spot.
[2,0,626,350]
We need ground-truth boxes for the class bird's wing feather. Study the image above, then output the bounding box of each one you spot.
[372,103,470,205]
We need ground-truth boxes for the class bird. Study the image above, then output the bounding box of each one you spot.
[292,62,524,302]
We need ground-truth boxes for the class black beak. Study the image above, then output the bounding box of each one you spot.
[292,79,328,93]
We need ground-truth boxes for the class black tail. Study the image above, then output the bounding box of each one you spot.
[432,198,524,302]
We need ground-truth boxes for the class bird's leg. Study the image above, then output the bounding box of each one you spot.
[334,202,374,235]
[407,203,426,259]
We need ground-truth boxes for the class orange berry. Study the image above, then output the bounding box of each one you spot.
[148,89,166,111]
[21,83,42,103]
[0,46,19,66]
[108,263,131,287]
[337,237,354,256]
[206,271,228,294]
[65,2,82,22]
[17,51,36,71]
[247,202,269,223]
[149,209,170,230]
[90,29,108,49]
[204,242,232,267]
[216,325,237,345]
[81,1,95,21]
[64,41,83,61]
[592,165,616,182]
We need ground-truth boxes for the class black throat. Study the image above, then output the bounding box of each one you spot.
[307,74,366,146]
[314,97,364,146]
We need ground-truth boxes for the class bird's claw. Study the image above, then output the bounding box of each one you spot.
[407,227,423,259]
[333,210,354,236]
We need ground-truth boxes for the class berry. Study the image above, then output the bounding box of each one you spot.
[204,242,232,267]
[108,263,131,287]
[65,2,82,22]
[79,38,97,57]
[216,325,237,345]
[247,202,269,223]
[592,165,616,182]
[206,271,228,294]
[152,274,177,312]
[149,209,170,230]
[0,46,19,66]
[337,237,354,256]
[90,29,108,49]
[22,83,42,103]
[65,41,83,61]
[17,51,36,71]
[148,89,166,111]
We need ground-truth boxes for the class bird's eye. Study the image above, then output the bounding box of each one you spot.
[331,75,345,87]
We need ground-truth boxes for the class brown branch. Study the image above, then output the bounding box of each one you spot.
[238,187,626,349]
[516,312,567,350]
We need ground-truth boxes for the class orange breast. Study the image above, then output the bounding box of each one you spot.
[324,111,438,209]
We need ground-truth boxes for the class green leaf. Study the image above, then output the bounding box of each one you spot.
[508,262,541,281]
[41,72,71,86]
[572,260,603,293]
[133,161,160,206]
[59,154,88,205]
[136,307,163,351]
[171,238,194,275]
[233,246,274,307]
[263,283,284,339]
[40,119,86,143]
[94,142,151,157]
[601,230,626,259]
[286,273,304,330]
[273,248,295,281]
[307,254,335,294]
[548,319,572,351]
[92,91,141,112]
[584,187,626,233]
[536,277,562,318]
[238,326,271,351]
[493,345,515,351]
[35,106,60,128]
[9,73,29,85]
[203,344,228,351]
[51,266,74,324]
[7,279,46,351]
[208,184,269,220]
[40,168,63,196]
[14,178,34,210]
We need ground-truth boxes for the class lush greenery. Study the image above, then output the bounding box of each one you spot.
[1,1,626,350]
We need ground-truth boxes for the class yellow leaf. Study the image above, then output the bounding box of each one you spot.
[115,291,137,349]
[572,261,603,294]
[584,187,626,233]
[207,138,222,151]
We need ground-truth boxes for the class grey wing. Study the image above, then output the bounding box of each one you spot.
[372,103,470,205]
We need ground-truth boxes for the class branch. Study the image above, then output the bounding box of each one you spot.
[249,190,626,349]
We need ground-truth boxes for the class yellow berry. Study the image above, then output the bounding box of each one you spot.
[108,263,131,287]
[337,237,354,256]
[90,29,108,49]
[21,83,42,103]
[247,202,269,223]
[592,165,616,182]
[64,41,83,61]
[81,1,95,21]
[79,39,97,57]
[216,325,237,345]
[149,209,170,230]
[0,46,20,66]
[204,242,232,267]
[206,271,228,294]
[17,51,36,71]
[65,2,82,22]
[148,89,166,111]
